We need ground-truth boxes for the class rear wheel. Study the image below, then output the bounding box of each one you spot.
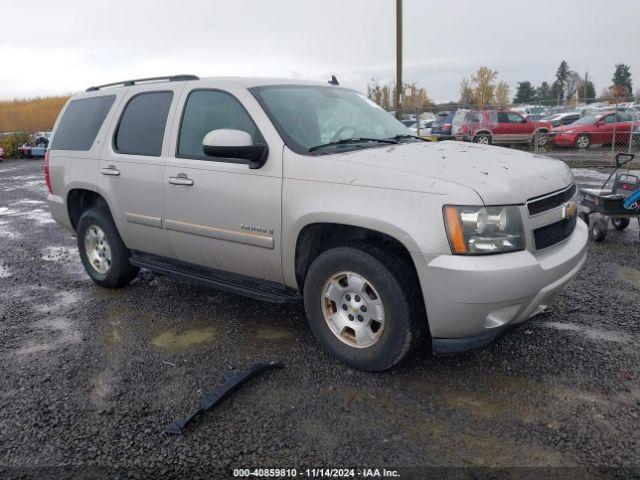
[303,244,422,371]
[612,217,630,231]
[589,217,607,242]
[473,133,492,145]
[575,134,591,150]
[77,207,139,288]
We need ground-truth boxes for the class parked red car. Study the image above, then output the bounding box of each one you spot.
[455,110,552,146]
[550,111,638,149]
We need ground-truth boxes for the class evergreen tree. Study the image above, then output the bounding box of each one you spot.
[612,64,633,95]
[513,81,536,104]
[554,60,570,103]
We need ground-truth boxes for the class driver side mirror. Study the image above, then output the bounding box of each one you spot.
[202,129,268,169]
[616,152,635,167]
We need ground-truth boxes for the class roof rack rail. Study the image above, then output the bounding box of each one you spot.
[86,74,199,92]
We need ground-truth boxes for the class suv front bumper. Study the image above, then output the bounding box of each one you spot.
[415,218,588,354]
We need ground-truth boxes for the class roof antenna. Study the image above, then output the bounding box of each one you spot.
[328,75,339,86]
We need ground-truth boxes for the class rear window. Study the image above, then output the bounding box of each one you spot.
[114,91,173,156]
[50,95,115,151]
[435,112,454,126]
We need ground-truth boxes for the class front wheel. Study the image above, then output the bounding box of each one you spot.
[303,245,422,371]
[589,217,607,242]
[77,207,139,288]
[575,134,591,150]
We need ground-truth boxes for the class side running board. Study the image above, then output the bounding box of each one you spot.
[129,252,300,303]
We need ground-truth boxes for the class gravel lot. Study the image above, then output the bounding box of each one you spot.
[1,159,639,478]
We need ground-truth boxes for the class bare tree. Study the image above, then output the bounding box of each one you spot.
[366,78,383,106]
[459,77,474,106]
[565,71,582,101]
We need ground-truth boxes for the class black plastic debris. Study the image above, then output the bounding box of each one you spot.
[164,362,284,435]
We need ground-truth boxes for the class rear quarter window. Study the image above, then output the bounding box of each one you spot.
[50,95,116,151]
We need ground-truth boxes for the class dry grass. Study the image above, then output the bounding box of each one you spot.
[0,96,70,133]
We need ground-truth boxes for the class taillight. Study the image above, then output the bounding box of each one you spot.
[443,124,452,132]
[44,149,52,193]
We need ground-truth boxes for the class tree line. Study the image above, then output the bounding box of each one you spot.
[366,62,635,110]
[513,61,633,105]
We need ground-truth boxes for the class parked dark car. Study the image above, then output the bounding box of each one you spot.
[431,111,455,140]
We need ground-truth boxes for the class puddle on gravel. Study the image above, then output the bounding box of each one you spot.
[617,266,640,287]
[150,327,218,351]
[103,322,124,348]
[542,321,631,344]
[255,325,296,341]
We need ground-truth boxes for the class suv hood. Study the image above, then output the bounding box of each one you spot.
[311,141,573,205]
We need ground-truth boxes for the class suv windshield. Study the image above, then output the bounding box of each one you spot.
[251,85,410,154]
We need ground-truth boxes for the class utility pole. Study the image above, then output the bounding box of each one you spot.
[395,0,402,119]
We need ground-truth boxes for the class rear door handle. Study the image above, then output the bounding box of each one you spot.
[100,166,120,176]
[168,173,194,186]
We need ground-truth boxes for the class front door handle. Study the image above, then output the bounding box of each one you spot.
[100,165,120,176]
[168,173,194,186]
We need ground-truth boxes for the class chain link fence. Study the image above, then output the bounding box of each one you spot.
[394,97,640,167]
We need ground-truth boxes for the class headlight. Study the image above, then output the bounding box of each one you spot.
[443,205,525,255]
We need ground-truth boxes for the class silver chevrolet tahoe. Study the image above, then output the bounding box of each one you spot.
[45,74,588,371]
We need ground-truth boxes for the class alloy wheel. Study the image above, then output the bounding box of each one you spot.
[321,271,385,348]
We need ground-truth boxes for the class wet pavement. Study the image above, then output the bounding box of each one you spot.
[1,159,639,477]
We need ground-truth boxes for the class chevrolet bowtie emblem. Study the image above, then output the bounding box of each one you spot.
[562,201,577,219]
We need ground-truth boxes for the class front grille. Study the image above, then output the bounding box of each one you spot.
[534,215,577,250]
[527,184,576,216]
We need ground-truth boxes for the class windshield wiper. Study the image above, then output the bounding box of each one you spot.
[308,137,398,153]
[388,134,426,142]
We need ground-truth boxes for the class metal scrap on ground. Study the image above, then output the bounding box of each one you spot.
[163,362,284,435]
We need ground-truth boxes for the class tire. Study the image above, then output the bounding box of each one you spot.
[575,134,591,150]
[473,133,492,145]
[303,244,423,371]
[536,130,549,147]
[578,212,590,226]
[76,207,139,288]
[589,217,607,242]
[612,217,630,231]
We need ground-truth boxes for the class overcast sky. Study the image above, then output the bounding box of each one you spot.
[1,0,638,103]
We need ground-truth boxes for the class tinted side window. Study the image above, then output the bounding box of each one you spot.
[178,90,263,159]
[497,112,510,123]
[115,91,173,156]
[51,95,115,151]
[507,113,525,123]
[617,112,633,122]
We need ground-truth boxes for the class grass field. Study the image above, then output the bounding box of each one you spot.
[0,96,69,133]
